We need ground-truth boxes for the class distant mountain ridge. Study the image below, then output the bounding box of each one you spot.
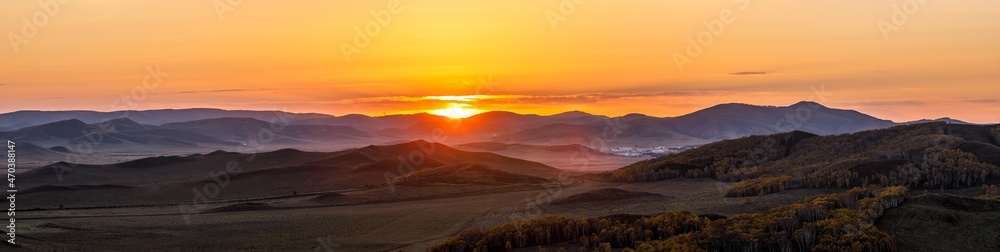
[0,102,983,155]
[0,108,332,129]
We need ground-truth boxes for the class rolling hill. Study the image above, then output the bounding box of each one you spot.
[877,194,1000,252]
[19,140,564,208]
[603,122,1000,197]
[2,102,989,156]
[0,108,332,129]
[16,142,70,162]
[491,101,897,145]
[0,118,237,152]
[160,117,374,144]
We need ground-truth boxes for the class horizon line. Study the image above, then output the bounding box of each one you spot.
[1,101,996,125]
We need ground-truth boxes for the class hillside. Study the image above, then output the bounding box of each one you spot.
[0,108,331,129]
[604,122,1000,197]
[0,118,236,150]
[877,194,1000,252]
[666,101,895,139]
[458,142,610,157]
[15,142,70,162]
[19,140,564,208]
[317,140,565,177]
[392,163,549,186]
[430,186,908,252]
[490,101,898,145]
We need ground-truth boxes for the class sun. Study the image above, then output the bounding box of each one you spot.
[430,103,483,119]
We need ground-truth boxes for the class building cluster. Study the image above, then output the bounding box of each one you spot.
[602,145,698,157]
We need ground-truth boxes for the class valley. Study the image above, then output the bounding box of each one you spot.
[5,105,999,251]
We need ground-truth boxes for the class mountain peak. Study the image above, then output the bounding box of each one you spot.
[50,118,88,126]
[789,101,828,109]
[95,117,148,131]
[551,110,594,118]
[470,111,522,118]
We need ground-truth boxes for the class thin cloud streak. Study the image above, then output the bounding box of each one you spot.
[964,99,1000,104]
[329,91,740,105]
[729,71,773,76]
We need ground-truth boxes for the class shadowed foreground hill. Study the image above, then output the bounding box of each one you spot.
[392,163,550,186]
[603,122,1000,197]
[877,194,1000,252]
[19,140,563,208]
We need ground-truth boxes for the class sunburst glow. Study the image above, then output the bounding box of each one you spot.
[430,103,483,119]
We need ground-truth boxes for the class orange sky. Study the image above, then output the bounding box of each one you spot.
[2,0,999,123]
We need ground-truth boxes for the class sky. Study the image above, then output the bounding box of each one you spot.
[1,0,999,123]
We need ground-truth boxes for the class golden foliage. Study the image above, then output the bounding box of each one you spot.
[429,186,908,252]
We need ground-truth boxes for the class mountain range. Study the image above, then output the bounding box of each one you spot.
[0,102,981,158]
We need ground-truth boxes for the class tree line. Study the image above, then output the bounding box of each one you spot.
[428,186,907,252]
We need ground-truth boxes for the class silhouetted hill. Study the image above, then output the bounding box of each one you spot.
[161,117,373,144]
[491,123,603,143]
[311,140,564,177]
[21,148,331,188]
[3,119,92,141]
[20,141,564,204]
[2,102,986,151]
[490,101,897,145]
[0,108,332,129]
[16,142,69,162]
[161,117,273,139]
[667,101,895,139]
[1,118,237,150]
[98,117,151,131]
[901,117,975,125]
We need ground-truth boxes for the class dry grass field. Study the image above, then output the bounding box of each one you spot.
[16,176,839,251]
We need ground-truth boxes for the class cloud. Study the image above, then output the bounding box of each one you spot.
[850,100,926,107]
[899,87,939,92]
[174,88,299,94]
[330,91,738,105]
[963,99,999,104]
[728,71,773,76]
[176,89,251,94]
[327,83,382,88]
